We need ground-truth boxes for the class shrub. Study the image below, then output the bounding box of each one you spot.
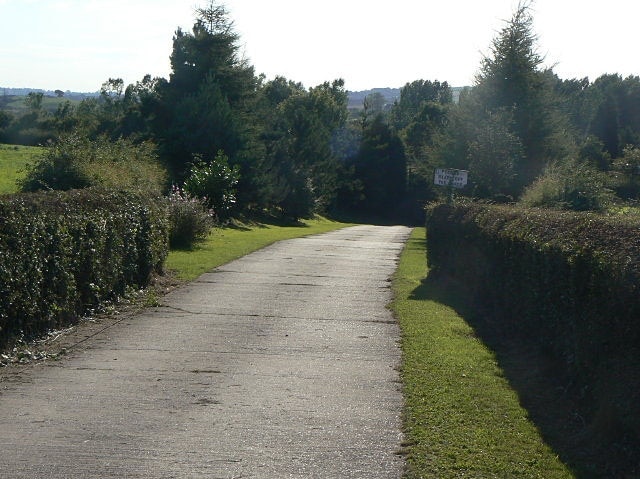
[183,150,239,218]
[19,132,167,195]
[520,158,614,211]
[425,202,640,462]
[167,185,214,249]
[611,145,640,200]
[0,188,169,349]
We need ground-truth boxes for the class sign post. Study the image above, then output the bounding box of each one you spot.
[433,168,468,203]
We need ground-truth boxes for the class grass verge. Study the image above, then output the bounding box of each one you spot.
[392,228,575,478]
[165,216,352,281]
[0,144,42,194]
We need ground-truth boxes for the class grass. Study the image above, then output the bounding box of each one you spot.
[608,204,640,217]
[392,228,575,478]
[0,143,42,194]
[165,217,353,281]
[0,95,80,114]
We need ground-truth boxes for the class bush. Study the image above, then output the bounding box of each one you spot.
[520,158,614,211]
[167,185,214,249]
[183,150,239,218]
[611,145,640,200]
[19,132,167,195]
[425,202,640,462]
[0,188,169,349]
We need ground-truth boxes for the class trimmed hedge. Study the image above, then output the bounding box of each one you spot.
[426,202,640,454]
[0,188,169,348]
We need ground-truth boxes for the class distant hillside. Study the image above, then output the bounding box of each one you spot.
[347,86,467,110]
[0,88,98,114]
[3,86,468,114]
[451,87,466,103]
[347,88,400,110]
[1,87,98,100]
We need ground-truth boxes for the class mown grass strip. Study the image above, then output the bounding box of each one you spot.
[393,228,575,479]
[0,144,42,194]
[165,217,352,281]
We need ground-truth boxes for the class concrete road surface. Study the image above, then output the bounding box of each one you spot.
[0,225,412,478]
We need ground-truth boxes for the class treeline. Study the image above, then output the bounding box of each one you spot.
[437,5,640,210]
[0,3,410,222]
[1,2,640,221]
[392,5,640,212]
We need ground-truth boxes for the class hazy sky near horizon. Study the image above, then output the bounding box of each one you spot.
[1,0,638,92]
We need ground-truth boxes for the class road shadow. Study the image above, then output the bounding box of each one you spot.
[226,212,309,229]
[410,272,638,478]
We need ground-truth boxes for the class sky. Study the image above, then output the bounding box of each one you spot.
[1,0,638,93]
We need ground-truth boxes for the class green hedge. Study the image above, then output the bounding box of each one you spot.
[0,188,169,348]
[426,202,640,449]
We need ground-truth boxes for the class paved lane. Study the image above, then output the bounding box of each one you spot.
[0,225,411,478]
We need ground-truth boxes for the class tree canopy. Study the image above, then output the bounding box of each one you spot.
[5,1,640,217]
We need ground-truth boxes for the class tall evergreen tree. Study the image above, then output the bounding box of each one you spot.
[350,115,407,218]
[159,0,259,198]
[467,109,522,198]
[470,2,574,193]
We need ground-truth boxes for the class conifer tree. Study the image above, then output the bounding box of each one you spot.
[469,2,574,194]
[160,0,259,197]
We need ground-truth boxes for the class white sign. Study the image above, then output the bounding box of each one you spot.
[434,168,468,189]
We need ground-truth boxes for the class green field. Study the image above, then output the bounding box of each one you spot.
[0,95,81,114]
[393,228,575,478]
[0,144,42,194]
